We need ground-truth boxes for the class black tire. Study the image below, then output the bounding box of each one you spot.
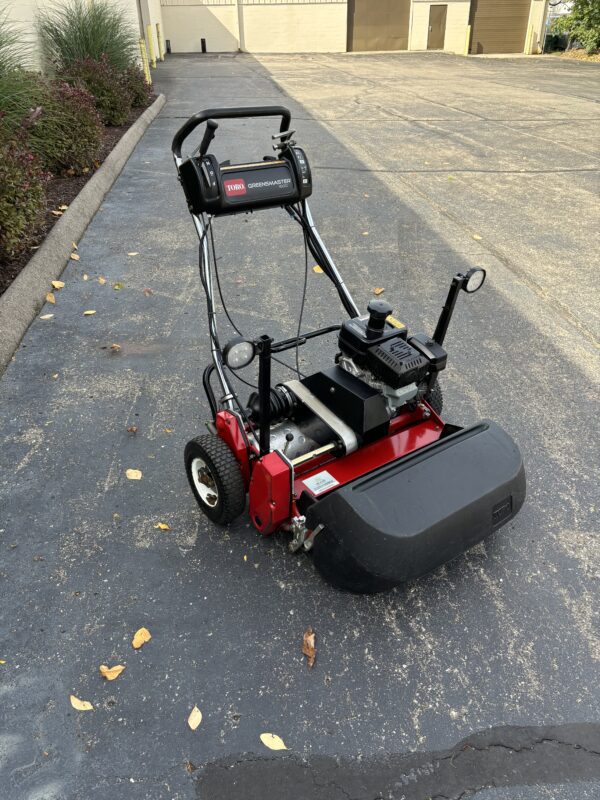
[311,532,398,594]
[184,434,246,525]
[425,379,443,416]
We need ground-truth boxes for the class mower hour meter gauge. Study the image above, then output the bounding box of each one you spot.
[223,336,256,370]
[463,267,486,293]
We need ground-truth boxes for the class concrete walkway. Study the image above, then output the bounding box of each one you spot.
[1,53,599,799]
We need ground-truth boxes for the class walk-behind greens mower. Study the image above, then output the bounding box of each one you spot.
[172,106,525,593]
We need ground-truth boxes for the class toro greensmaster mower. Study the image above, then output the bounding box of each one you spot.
[172,106,525,593]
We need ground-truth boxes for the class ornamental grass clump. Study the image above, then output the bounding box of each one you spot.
[37,0,137,72]
[0,9,30,76]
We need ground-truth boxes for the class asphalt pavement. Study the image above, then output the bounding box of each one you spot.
[1,52,599,799]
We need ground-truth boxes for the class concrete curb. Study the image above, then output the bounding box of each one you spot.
[0,93,166,375]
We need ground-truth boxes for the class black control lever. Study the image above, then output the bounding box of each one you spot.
[199,119,218,157]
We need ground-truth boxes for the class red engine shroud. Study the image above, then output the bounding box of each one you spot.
[217,405,444,537]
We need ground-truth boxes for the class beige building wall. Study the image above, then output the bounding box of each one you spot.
[241,1,347,53]
[408,0,471,54]
[161,1,240,52]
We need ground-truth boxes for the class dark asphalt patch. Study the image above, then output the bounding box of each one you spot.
[197,723,600,799]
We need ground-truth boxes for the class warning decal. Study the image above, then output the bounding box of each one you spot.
[303,470,339,496]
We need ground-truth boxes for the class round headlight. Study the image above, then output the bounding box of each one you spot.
[463,268,486,293]
[223,336,255,370]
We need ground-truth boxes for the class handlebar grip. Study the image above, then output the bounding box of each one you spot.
[171,106,292,158]
[199,119,218,157]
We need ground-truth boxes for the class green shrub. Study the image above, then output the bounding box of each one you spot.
[551,1,600,53]
[0,135,48,261]
[64,55,131,125]
[0,8,30,75]
[37,0,137,73]
[123,65,153,109]
[0,70,103,173]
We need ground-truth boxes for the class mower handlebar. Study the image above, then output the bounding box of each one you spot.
[171,106,292,159]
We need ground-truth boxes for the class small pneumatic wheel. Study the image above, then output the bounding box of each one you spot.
[184,434,246,525]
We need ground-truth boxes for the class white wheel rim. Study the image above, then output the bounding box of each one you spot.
[191,457,219,507]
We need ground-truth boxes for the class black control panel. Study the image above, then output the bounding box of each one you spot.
[178,146,312,216]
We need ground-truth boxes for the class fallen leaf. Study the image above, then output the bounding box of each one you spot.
[40,313,54,320]
[448,175,456,181]
[164,428,173,434]
[302,627,316,668]
[362,231,369,236]
[373,287,385,296]
[185,761,198,773]
[126,468,142,480]
[70,694,93,711]
[51,373,59,380]
[127,252,139,256]
[243,554,248,562]
[99,664,125,681]
[112,282,124,290]
[260,733,287,751]
[50,209,63,217]
[142,288,153,297]
[472,233,482,241]
[364,193,370,197]
[46,292,56,304]
[97,276,106,285]
[59,204,68,211]
[82,167,90,174]
[312,265,323,274]
[70,253,80,261]
[82,274,89,281]
[132,627,151,649]
[155,522,170,531]
[72,241,78,250]
[187,705,203,730]
[51,280,65,290]
[110,343,121,352]
[0,659,5,664]
[127,425,137,433]
[83,310,96,316]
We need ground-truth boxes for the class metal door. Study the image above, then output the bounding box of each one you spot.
[347,0,411,52]
[469,0,531,54]
[427,5,447,50]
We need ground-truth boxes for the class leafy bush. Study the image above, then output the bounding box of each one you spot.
[64,55,131,126]
[551,0,600,53]
[123,65,153,109]
[37,0,137,73]
[0,8,30,75]
[0,136,48,261]
[0,70,103,173]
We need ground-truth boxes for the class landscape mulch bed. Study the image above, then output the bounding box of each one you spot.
[0,103,154,297]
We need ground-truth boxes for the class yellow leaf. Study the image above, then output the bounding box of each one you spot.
[70,694,93,711]
[187,705,203,730]
[112,282,124,290]
[164,428,173,434]
[126,468,142,480]
[70,253,80,261]
[155,522,170,530]
[83,310,96,316]
[448,176,456,181]
[52,373,59,380]
[0,659,6,664]
[99,664,125,681]
[127,252,139,256]
[362,231,369,236]
[98,276,107,285]
[82,274,89,281]
[59,204,68,211]
[72,241,78,250]
[260,733,287,751]
[40,313,54,320]
[110,343,121,352]
[46,292,56,304]
[472,234,482,241]
[312,265,323,274]
[51,280,65,290]
[373,287,385,296]
[132,627,151,649]
[51,209,63,217]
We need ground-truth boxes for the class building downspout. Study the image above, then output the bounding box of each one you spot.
[236,0,246,52]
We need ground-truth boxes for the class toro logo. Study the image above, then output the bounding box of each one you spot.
[223,177,247,197]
